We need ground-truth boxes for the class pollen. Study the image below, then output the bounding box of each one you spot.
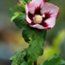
[33,15,42,24]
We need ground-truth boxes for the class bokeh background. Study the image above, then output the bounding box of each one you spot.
[0,0,65,65]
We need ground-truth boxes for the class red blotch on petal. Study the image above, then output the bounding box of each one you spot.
[40,12,51,27]
[34,7,41,15]
[28,12,34,20]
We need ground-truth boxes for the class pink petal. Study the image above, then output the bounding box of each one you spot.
[41,2,59,17]
[26,15,32,23]
[26,0,44,14]
[32,0,44,7]
[30,24,44,29]
[45,17,56,28]
[41,2,59,28]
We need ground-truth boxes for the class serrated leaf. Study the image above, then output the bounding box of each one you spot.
[11,50,27,65]
[27,31,46,61]
[22,28,47,62]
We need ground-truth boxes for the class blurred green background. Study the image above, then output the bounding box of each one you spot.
[0,0,65,65]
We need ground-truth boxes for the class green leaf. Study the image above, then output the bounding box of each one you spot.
[11,12,20,21]
[11,28,47,65]
[41,55,65,65]
[9,4,25,18]
[21,62,28,65]
[27,30,46,61]
[22,29,30,43]
[13,13,27,29]
[20,0,31,3]
[22,28,47,62]
[11,50,27,65]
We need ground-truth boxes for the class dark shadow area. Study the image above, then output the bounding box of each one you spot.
[0,60,11,65]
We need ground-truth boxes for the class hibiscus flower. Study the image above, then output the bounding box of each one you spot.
[26,0,59,29]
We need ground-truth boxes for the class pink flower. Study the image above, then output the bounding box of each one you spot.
[26,0,59,29]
